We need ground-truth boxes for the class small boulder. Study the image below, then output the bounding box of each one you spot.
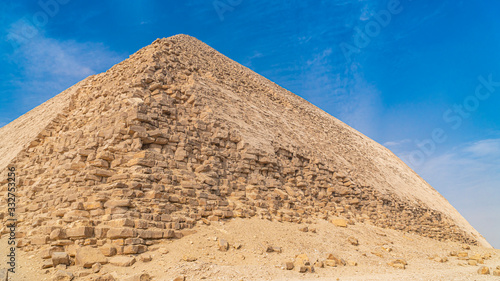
[139,253,152,262]
[348,236,359,246]
[182,255,197,262]
[76,247,108,268]
[285,261,294,270]
[109,256,136,267]
[92,262,102,273]
[388,259,407,269]
[123,273,151,281]
[218,239,229,251]
[493,269,500,276]
[477,266,490,275]
[52,252,70,266]
[52,270,74,281]
[330,218,347,227]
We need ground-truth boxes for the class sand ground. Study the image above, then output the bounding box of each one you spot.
[1,217,498,280]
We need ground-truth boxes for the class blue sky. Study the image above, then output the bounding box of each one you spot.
[1,0,499,248]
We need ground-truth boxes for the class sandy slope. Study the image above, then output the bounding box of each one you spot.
[1,217,498,280]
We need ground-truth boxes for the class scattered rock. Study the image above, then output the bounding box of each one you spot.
[348,260,358,266]
[52,270,74,281]
[348,236,359,246]
[42,260,54,269]
[468,260,478,266]
[449,251,457,256]
[75,247,108,268]
[330,218,348,227]
[299,226,308,232]
[95,273,116,281]
[314,260,324,268]
[266,246,282,253]
[218,239,229,251]
[173,276,185,281]
[493,269,500,276]
[92,262,102,273]
[462,244,471,250]
[326,254,346,266]
[100,244,117,257]
[139,253,152,262]
[388,259,407,269]
[434,256,448,263]
[371,251,384,258]
[457,251,468,260]
[182,255,197,262]
[477,266,490,275]
[123,273,152,281]
[52,252,70,266]
[285,261,294,270]
[381,245,393,252]
[109,256,136,267]
[469,254,484,264]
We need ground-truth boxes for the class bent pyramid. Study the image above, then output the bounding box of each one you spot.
[0,35,491,258]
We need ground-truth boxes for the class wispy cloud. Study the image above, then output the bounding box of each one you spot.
[384,139,411,147]
[462,139,500,158]
[4,23,124,109]
[393,139,500,248]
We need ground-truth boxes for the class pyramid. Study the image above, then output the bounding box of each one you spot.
[0,34,491,262]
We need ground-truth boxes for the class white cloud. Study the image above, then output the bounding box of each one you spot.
[394,139,500,248]
[5,23,124,109]
[463,139,500,158]
[383,139,411,147]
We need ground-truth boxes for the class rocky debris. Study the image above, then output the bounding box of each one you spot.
[462,244,471,250]
[493,267,500,276]
[52,270,74,281]
[325,254,345,267]
[173,276,185,281]
[109,256,136,267]
[348,236,359,246]
[43,260,54,269]
[76,247,108,268]
[92,262,102,273]
[299,226,308,232]
[218,239,229,252]
[388,259,407,269]
[139,253,152,262]
[266,246,282,253]
[295,254,314,273]
[468,260,478,266]
[477,266,490,275]
[457,251,468,260]
[284,261,294,270]
[371,251,384,258]
[52,252,70,267]
[123,273,152,281]
[182,255,197,262]
[95,273,117,281]
[381,245,393,252]
[330,218,348,228]
[433,256,448,263]
[469,253,484,264]
[314,260,324,268]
